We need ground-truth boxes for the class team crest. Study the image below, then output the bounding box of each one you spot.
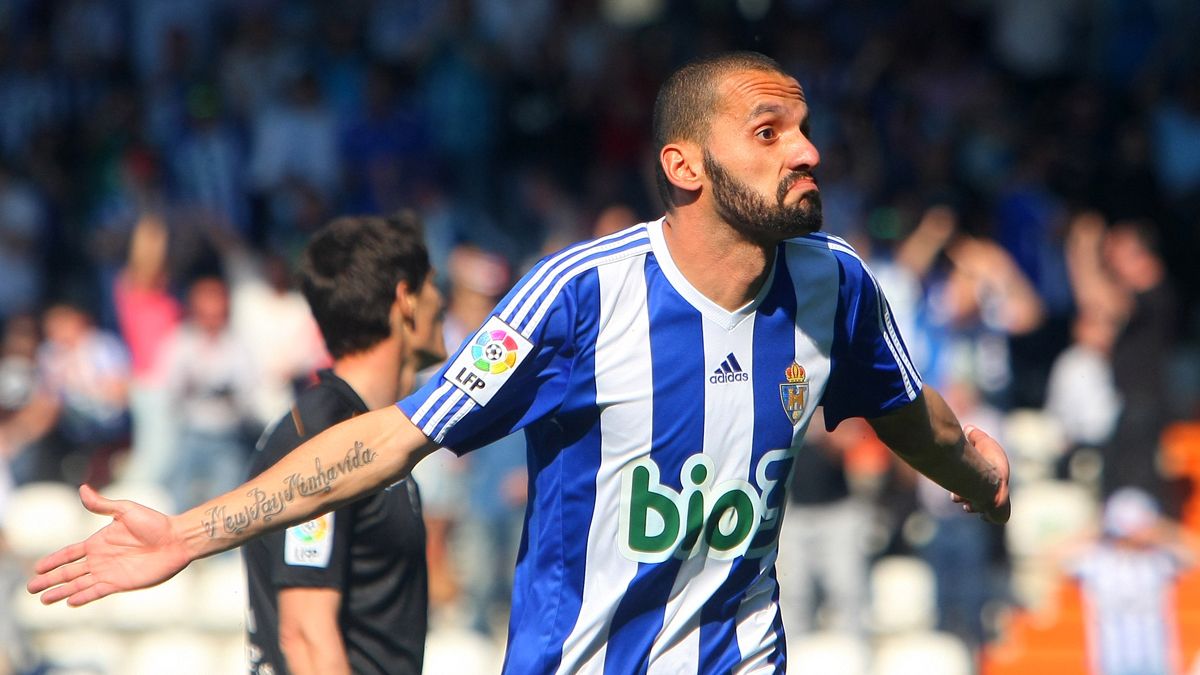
[779,362,808,425]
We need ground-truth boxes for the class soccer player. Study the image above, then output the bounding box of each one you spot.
[28,52,1009,673]
[243,213,445,675]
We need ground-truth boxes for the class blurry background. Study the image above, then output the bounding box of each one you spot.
[1,0,1200,673]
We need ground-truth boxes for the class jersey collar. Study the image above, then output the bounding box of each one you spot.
[647,217,777,331]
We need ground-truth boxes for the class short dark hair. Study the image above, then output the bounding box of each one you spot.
[299,211,431,359]
[652,51,788,209]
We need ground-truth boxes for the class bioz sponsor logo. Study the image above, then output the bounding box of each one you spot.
[617,450,795,563]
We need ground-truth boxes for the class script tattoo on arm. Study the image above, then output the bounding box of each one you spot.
[201,441,377,538]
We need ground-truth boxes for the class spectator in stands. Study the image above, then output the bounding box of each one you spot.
[0,163,45,323]
[204,223,327,427]
[19,303,131,486]
[160,275,258,510]
[0,314,40,512]
[1067,213,1178,502]
[1044,309,1122,460]
[113,213,183,489]
[777,408,870,641]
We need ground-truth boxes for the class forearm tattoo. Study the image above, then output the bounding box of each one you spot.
[202,441,377,538]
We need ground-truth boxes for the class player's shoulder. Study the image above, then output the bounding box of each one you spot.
[784,231,864,262]
[783,231,874,277]
[253,377,361,469]
[526,222,655,281]
[498,222,655,331]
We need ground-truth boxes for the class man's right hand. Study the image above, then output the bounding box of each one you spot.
[26,484,192,606]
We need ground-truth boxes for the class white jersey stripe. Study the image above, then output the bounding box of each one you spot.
[557,255,652,674]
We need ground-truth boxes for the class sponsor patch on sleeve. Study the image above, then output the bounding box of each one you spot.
[444,316,533,406]
[283,513,334,568]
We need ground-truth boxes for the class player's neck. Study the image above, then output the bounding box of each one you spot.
[662,211,776,312]
[332,336,404,410]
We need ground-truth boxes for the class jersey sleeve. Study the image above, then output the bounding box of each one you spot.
[821,252,923,430]
[398,260,578,454]
[268,508,352,590]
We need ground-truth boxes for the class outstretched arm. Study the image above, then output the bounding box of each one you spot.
[28,406,438,606]
[867,386,1010,524]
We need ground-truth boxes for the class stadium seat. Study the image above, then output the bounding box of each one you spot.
[873,631,973,675]
[105,565,196,630]
[787,631,869,675]
[9,583,102,632]
[1005,480,1096,560]
[1003,409,1065,483]
[870,556,937,634]
[33,627,126,674]
[124,629,219,675]
[424,624,504,675]
[1,482,90,560]
[192,554,248,632]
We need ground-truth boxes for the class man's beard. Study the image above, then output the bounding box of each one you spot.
[703,149,823,240]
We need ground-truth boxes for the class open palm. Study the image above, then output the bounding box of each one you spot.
[27,484,193,606]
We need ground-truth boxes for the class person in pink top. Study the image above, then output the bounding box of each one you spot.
[112,213,183,488]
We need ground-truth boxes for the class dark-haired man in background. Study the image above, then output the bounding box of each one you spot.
[243,213,445,675]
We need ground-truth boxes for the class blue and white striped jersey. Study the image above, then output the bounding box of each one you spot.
[1069,543,1186,675]
[399,218,921,674]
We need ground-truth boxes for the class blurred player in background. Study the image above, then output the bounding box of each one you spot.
[1061,488,1198,675]
[242,213,444,675]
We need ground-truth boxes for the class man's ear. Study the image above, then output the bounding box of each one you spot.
[394,280,415,323]
[660,142,703,196]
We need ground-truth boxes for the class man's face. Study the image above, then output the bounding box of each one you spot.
[700,69,823,240]
[408,274,447,370]
[189,278,229,333]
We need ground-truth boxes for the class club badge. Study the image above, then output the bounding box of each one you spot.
[779,362,808,425]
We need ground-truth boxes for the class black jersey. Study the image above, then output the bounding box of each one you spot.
[243,370,427,675]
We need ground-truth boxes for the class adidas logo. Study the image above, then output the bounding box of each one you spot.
[709,353,750,384]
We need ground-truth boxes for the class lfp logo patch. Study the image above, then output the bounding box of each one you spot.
[447,316,533,406]
[472,330,520,374]
[284,512,334,568]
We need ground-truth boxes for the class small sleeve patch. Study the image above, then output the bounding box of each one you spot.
[444,316,534,406]
[283,513,335,568]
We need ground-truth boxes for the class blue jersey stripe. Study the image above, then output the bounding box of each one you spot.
[701,250,799,670]
[603,254,706,675]
[503,269,605,675]
[765,568,787,670]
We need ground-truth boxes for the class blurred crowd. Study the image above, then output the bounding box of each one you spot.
[1,0,1200,673]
